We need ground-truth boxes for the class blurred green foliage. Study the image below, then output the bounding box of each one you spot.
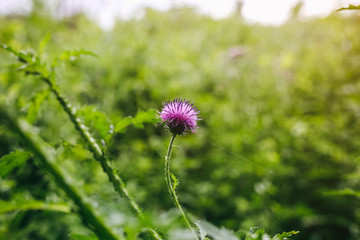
[0,2,360,240]
[337,4,360,11]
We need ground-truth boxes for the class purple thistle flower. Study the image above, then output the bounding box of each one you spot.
[159,98,201,135]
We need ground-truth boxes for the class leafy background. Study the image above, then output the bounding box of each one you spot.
[0,1,360,240]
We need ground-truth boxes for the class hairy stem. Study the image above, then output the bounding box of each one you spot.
[165,134,198,240]
[0,109,120,240]
[40,77,162,240]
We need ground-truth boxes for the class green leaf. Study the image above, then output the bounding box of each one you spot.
[246,228,266,240]
[195,220,239,240]
[0,151,31,178]
[69,234,98,240]
[1,44,18,55]
[1,44,50,78]
[113,109,158,134]
[0,199,70,214]
[1,44,34,63]
[18,61,49,77]
[27,89,50,123]
[38,32,52,56]
[77,106,111,140]
[132,109,158,128]
[59,49,97,62]
[272,230,299,240]
[337,4,360,11]
[114,117,133,133]
[170,172,179,191]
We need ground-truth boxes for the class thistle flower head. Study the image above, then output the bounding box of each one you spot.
[159,98,201,135]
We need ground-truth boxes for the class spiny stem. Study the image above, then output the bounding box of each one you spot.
[39,77,162,240]
[0,109,120,240]
[165,134,198,240]
[3,47,163,240]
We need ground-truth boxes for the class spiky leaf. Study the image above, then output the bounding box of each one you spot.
[60,50,97,62]
[170,172,179,191]
[195,220,239,240]
[132,109,158,128]
[114,117,133,133]
[272,230,299,240]
[0,151,31,178]
[27,89,50,123]
[78,106,111,140]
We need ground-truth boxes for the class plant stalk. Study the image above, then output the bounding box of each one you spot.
[165,134,198,240]
[40,77,162,240]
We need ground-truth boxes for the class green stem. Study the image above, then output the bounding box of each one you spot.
[2,47,163,239]
[40,77,162,240]
[0,109,120,240]
[165,135,198,240]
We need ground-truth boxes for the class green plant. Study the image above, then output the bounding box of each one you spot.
[1,4,359,239]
